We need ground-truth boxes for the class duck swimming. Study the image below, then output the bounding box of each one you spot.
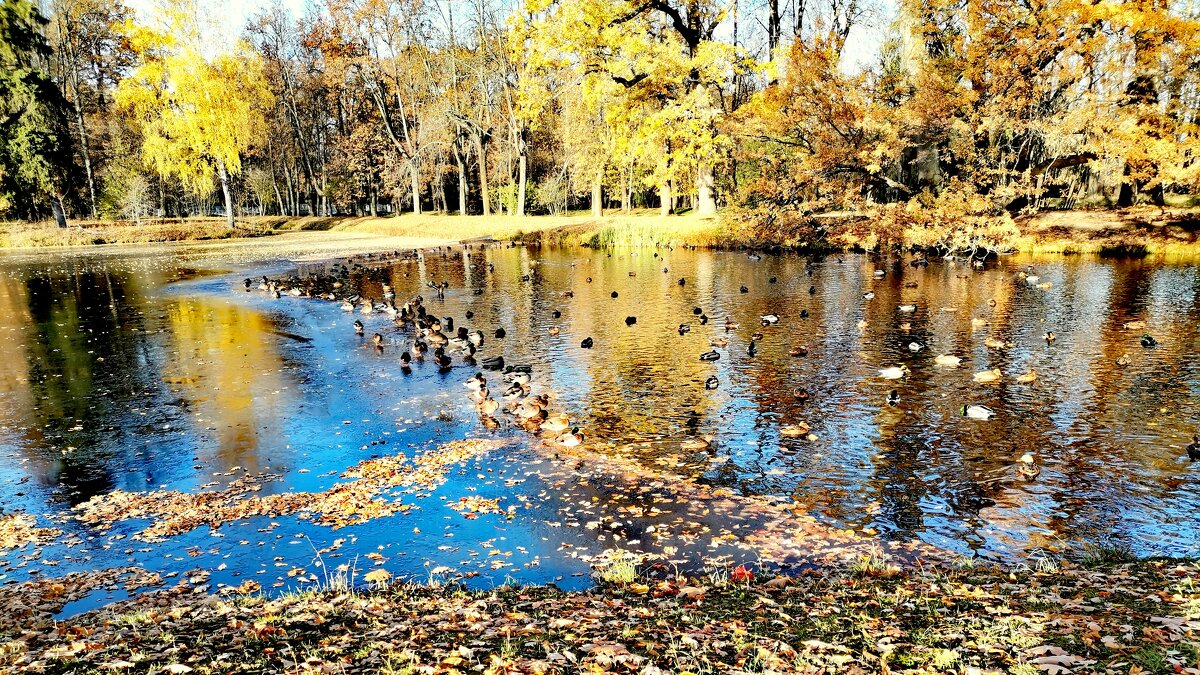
[886,390,900,406]
[1141,334,1157,348]
[935,354,962,367]
[1018,453,1040,480]
[1188,435,1200,461]
[705,376,719,390]
[973,368,1002,383]
[789,345,808,357]
[879,365,910,380]
[1016,370,1038,383]
[580,337,593,349]
[793,387,810,402]
[557,428,583,447]
[962,404,996,420]
[1116,352,1131,367]
[898,304,917,313]
[700,350,721,361]
[761,314,780,325]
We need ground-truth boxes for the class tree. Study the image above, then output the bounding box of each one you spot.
[0,0,74,226]
[115,3,272,228]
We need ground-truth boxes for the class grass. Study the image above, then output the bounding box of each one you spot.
[0,218,273,248]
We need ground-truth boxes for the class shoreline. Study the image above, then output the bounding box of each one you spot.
[3,207,1200,258]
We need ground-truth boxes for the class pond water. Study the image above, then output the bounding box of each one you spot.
[2,236,1199,612]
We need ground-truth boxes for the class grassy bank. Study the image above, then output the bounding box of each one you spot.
[0,218,274,248]
[4,557,1198,673]
[5,207,1200,257]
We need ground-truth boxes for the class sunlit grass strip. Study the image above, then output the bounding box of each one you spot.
[0,218,271,248]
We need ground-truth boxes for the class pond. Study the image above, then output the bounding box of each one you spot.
[2,236,1199,613]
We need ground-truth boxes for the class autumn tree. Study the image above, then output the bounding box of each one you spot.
[116,3,272,228]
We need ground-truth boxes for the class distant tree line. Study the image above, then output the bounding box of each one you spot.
[1,0,1197,243]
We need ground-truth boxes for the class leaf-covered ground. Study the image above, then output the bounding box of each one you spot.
[4,559,1199,674]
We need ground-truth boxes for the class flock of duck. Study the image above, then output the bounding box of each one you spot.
[245,246,1200,470]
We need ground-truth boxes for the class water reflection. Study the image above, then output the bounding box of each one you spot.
[1,244,1198,582]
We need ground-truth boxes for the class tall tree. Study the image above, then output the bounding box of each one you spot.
[0,0,74,225]
[116,3,273,228]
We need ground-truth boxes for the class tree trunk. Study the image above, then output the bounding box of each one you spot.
[697,163,717,215]
[457,157,468,215]
[591,167,603,217]
[52,196,69,228]
[516,151,527,217]
[217,160,235,229]
[475,132,490,216]
[659,181,673,217]
[410,160,422,215]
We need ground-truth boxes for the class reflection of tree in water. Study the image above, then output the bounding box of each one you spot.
[4,269,163,504]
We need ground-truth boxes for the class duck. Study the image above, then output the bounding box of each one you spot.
[557,428,583,447]
[540,414,570,433]
[505,371,531,387]
[372,333,384,348]
[411,341,427,358]
[740,285,749,294]
[971,318,989,329]
[973,368,1002,383]
[789,345,808,357]
[1016,370,1038,384]
[465,373,487,391]
[625,316,637,326]
[862,292,875,300]
[961,404,996,420]
[611,291,619,298]
[481,356,505,370]
[724,318,739,331]
[503,382,529,401]
[747,341,759,357]
[908,341,924,352]
[934,354,962,367]
[495,328,507,339]
[710,337,728,348]
[1018,453,1041,480]
[354,320,364,335]
[580,337,593,349]
[1187,435,1200,461]
[468,386,490,404]
[886,390,900,406]
[1116,352,1131,367]
[478,398,499,415]
[899,321,912,331]
[1043,332,1056,344]
[793,388,810,402]
[780,422,812,437]
[341,299,355,312]
[984,337,1012,349]
[879,365,910,380]
[700,350,721,361]
[1124,320,1146,330]
[705,376,719,390]
[760,314,780,325]
[678,324,691,335]
[898,304,917,313]
[1141,334,1157,348]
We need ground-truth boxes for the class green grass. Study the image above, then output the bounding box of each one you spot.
[0,218,273,248]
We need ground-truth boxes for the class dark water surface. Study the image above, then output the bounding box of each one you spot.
[2,238,1199,611]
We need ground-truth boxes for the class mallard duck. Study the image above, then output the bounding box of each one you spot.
[724,318,739,331]
[468,330,485,346]
[898,304,917,313]
[1043,332,1056,344]
[1116,352,1131,367]
[478,398,499,415]
[781,422,811,437]
[625,316,637,326]
[1018,453,1040,480]
[495,328,507,339]
[971,318,989,329]
[862,292,876,300]
[908,341,924,352]
[1141,334,1157,348]
[710,337,728,348]
[761,314,780,325]
[503,382,529,401]
[789,345,809,357]
[935,354,962,367]
[740,285,749,293]
[973,368,1002,383]
[705,376,719,390]
[557,428,583,447]
[1124,320,1146,330]
[747,341,758,357]
[856,319,869,331]
[610,291,619,298]
[700,350,721,361]
[465,373,487,391]
[481,415,500,430]
[879,365,910,380]
[899,321,912,331]
[1016,370,1038,384]
[581,337,593,349]
[372,333,384,348]
[793,388,810,402]
[1187,435,1200,461]
[961,404,995,420]
[482,356,504,370]
[984,338,1012,349]
[353,320,364,335]
[886,390,900,406]
[873,269,886,278]
[678,324,691,335]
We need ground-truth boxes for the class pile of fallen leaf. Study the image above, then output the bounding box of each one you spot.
[4,559,1198,674]
[71,438,510,541]
[0,512,60,549]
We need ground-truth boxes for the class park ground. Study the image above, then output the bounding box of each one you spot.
[3,207,1200,257]
[3,550,1199,674]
